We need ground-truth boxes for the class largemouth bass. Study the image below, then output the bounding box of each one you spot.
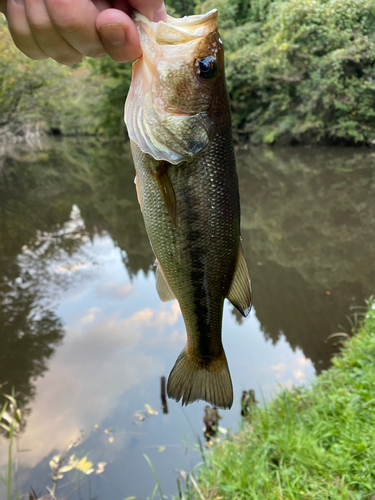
[125,9,252,409]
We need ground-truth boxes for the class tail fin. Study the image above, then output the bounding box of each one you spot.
[167,348,233,409]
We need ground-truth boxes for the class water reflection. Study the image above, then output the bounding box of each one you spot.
[0,139,374,498]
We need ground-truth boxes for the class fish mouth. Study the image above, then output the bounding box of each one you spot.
[134,9,218,45]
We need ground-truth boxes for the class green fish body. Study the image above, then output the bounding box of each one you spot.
[125,10,251,409]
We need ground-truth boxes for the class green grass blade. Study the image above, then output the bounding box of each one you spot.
[149,483,158,500]
[143,454,164,499]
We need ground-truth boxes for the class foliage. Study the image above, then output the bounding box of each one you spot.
[196,0,375,144]
[87,56,132,137]
[0,21,103,141]
[4,0,375,144]
[165,0,196,17]
[194,298,375,498]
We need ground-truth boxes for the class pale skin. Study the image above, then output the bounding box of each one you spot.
[0,0,167,64]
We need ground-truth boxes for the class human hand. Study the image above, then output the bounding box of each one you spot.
[0,0,167,64]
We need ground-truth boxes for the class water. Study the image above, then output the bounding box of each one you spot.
[0,138,374,499]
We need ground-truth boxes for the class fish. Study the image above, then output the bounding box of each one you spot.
[125,9,252,409]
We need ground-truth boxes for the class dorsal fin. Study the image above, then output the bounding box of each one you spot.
[227,243,252,317]
[155,261,175,302]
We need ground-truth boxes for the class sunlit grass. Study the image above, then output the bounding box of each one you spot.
[193,298,375,499]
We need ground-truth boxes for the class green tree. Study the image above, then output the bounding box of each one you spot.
[0,22,104,142]
[200,0,375,144]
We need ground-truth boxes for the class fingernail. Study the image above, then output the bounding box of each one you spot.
[14,0,25,5]
[98,24,126,46]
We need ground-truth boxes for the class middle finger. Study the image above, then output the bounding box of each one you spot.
[44,0,110,58]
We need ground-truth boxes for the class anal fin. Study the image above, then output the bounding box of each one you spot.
[150,162,176,225]
[156,261,175,302]
[227,243,252,317]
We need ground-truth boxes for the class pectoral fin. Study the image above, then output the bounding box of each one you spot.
[155,262,175,302]
[227,243,252,317]
[150,162,176,225]
[135,173,142,211]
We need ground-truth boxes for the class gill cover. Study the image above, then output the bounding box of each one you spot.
[125,10,218,164]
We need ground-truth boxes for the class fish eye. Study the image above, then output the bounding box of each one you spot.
[196,56,217,80]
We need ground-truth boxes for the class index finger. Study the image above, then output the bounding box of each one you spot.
[129,0,166,22]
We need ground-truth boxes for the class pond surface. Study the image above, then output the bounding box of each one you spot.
[0,139,374,499]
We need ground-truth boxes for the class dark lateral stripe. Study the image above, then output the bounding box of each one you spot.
[185,200,212,359]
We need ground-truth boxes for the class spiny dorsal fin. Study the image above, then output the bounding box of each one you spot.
[155,261,175,302]
[227,243,252,317]
[150,162,176,225]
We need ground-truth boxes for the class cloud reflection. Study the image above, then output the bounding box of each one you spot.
[0,301,183,469]
[270,353,313,387]
[96,281,133,301]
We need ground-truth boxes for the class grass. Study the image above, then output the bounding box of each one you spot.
[0,389,21,500]
[144,454,164,500]
[192,298,375,499]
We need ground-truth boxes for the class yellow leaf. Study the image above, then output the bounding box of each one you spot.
[145,404,158,415]
[75,456,94,474]
[59,464,75,473]
[158,445,166,452]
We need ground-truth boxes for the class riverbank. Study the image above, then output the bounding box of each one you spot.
[195,298,375,499]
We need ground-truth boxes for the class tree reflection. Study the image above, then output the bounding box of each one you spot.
[0,138,154,426]
[0,152,74,420]
[237,146,375,371]
[57,138,154,276]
